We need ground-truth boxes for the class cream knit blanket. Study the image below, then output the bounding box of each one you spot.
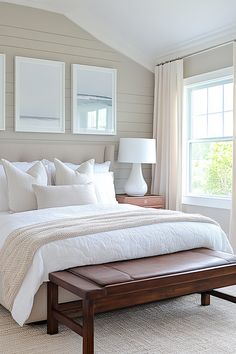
[0,209,217,310]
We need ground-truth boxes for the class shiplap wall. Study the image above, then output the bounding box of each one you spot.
[0,3,154,193]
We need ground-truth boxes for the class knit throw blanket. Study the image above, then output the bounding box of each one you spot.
[0,209,217,310]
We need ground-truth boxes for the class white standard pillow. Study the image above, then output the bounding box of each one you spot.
[2,159,48,213]
[94,172,117,204]
[33,184,97,209]
[55,158,94,185]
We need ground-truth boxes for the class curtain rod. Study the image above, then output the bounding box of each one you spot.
[156,39,235,66]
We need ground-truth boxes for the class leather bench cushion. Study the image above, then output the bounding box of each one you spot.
[69,248,236,287]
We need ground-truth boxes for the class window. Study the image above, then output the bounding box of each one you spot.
[183,68,233,208]
[87,106,110,130]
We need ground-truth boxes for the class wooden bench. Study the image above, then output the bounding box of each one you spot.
[47,248,236,354]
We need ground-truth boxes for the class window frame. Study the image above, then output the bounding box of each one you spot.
[183,67,233,209]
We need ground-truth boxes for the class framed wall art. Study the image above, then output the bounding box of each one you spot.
[15,57,65,133]
[72,64,117,135]
[0,54,5,130]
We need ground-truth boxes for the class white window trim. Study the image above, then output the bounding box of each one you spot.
[183,67,233,209]
[182,196,231,209]
[184,66,233,86]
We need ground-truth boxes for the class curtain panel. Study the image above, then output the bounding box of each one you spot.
[230,43,236,251]
[151,60,183,210]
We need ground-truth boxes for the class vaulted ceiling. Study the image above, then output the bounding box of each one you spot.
[2,0,236,70]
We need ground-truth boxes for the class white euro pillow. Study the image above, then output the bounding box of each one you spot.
[1,159,48,212]
[43,159,110,185]
[55,158,94,185]
[54,158,117,205]
[33,184,97,209]
[66,160,111,173]
[0,161,40,211]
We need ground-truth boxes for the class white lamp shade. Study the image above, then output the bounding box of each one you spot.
[118,138,156,164]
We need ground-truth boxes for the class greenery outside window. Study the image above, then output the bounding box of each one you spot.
[183,68,233,208]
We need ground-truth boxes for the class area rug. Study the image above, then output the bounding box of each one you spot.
[0,287,236,354]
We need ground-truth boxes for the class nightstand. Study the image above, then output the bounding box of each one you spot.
[116,194,165,209]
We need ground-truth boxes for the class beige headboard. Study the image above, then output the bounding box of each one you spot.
[0,139,115,164]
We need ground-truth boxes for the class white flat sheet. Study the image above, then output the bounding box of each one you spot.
[0,204,232,325]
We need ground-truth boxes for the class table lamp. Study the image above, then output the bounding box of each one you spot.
[118,138,156,196]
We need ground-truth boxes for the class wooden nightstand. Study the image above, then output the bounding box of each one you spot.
[116,194,165,209]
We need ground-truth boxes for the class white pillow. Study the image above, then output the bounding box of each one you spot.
[2,159,48,212]
[94,172,117,204]
[0,167,10,211]
[54,159,117,205]
[66,160,111,173]
[0,160,53,211]
[55,158,94,185]
[33,184,97,209]
[44,159,110,185]
[41,159,54,185]
[0,161,39,211]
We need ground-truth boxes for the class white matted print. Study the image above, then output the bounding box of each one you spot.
[15,57,65,133]
[72,64,117,135]
[0,54,5,130]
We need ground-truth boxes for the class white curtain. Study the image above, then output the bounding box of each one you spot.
[151,60,183,210]
[230,43,236,251]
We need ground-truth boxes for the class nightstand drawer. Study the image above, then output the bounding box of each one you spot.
[116,195,165,209]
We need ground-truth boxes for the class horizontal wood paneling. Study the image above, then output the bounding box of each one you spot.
[114,167,151,180]
[0,3,154,193]
[0,26,116,53]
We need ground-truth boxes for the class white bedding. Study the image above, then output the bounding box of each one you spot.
[0,211,10,216]
[0,204,233,326]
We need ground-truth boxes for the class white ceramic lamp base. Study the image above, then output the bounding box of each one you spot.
[124,163,147,196]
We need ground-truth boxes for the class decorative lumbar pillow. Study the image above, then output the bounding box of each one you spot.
[54,158,94,185]
[33,184,97,209]
[1,159,48,212]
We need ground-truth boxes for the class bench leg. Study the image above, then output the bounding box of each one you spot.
[201,292,210,306]
[83,299,94,354]
[208,290,236,303]
[47,282,59,335]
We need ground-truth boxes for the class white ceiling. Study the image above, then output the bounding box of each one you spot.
[2,0,236,71]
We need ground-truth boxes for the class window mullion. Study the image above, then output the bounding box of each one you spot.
[206,86,209,137]
[222,84,225,136]
[188,137,232,144]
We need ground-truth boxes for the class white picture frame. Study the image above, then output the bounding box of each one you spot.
[0,54,5,131]
[72,64,117,135]
[15,57,65,133]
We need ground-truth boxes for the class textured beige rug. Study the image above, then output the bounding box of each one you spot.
[1,287,236,354]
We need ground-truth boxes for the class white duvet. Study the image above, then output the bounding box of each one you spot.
[0,204,233,326]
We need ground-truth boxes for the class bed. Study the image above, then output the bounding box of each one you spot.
[0,140,233,326]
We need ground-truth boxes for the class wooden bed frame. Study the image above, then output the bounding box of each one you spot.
[47,248,236,354]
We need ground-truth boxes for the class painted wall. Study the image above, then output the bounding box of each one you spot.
[183,43,233,234]
[0,3,154,193]
[183,43,233,78]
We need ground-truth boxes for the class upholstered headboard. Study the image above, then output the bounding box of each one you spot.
[0,139,115,164]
